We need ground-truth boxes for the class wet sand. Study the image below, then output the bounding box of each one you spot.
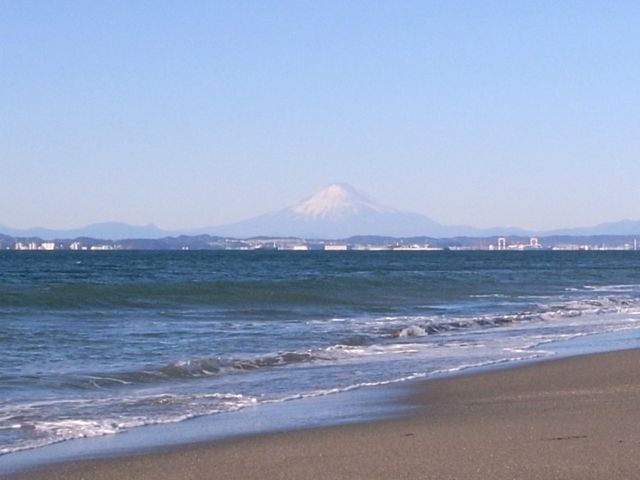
[11,349,640,479]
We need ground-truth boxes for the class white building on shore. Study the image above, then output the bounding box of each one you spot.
[324,244,348,251]
[14,242,57,250]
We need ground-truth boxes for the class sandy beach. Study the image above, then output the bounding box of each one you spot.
[9,348,640,480]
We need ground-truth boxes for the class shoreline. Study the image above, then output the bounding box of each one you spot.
[10,347,640,479]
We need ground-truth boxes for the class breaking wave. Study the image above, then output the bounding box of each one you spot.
[387,296,640,339]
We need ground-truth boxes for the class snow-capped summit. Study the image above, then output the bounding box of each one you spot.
[207,183,465,238]
[290,183,394,218]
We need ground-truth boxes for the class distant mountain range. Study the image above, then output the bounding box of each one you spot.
[197,183,521,238]
[0,222,168,240]
[2,183,640,240]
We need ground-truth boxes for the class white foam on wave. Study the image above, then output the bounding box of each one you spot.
[0,424,22,430]
[0,392,259,456]
[263,372,429,405]
[469,294,509,298]
[35,419,122,437]
[429,353,549,376]
[396,325,427,337]
[583,284,639,293]
[325,342,424,358]
[84,375,133,387]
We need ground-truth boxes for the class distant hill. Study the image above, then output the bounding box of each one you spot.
[0,222,169,240]
[545,220,640,236]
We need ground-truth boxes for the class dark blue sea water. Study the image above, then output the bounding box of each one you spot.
[2,251,640,456]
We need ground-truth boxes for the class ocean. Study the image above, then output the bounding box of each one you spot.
[2,250,640,458]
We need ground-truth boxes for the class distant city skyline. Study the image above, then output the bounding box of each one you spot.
[2,1,639,231]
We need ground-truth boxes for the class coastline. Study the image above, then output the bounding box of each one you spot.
[10,348,640,480]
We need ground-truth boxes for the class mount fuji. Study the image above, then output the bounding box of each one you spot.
[206,183,493,239]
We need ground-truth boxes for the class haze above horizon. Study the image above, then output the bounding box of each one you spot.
[2,1,639,231]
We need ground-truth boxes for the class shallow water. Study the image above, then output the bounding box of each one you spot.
[2,250,640,456]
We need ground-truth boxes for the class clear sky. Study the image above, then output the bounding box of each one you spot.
[2,1,639,231]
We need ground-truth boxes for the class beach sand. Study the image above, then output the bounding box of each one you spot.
[11,349,640,479]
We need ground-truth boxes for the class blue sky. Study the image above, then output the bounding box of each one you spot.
[2,1,639,230]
